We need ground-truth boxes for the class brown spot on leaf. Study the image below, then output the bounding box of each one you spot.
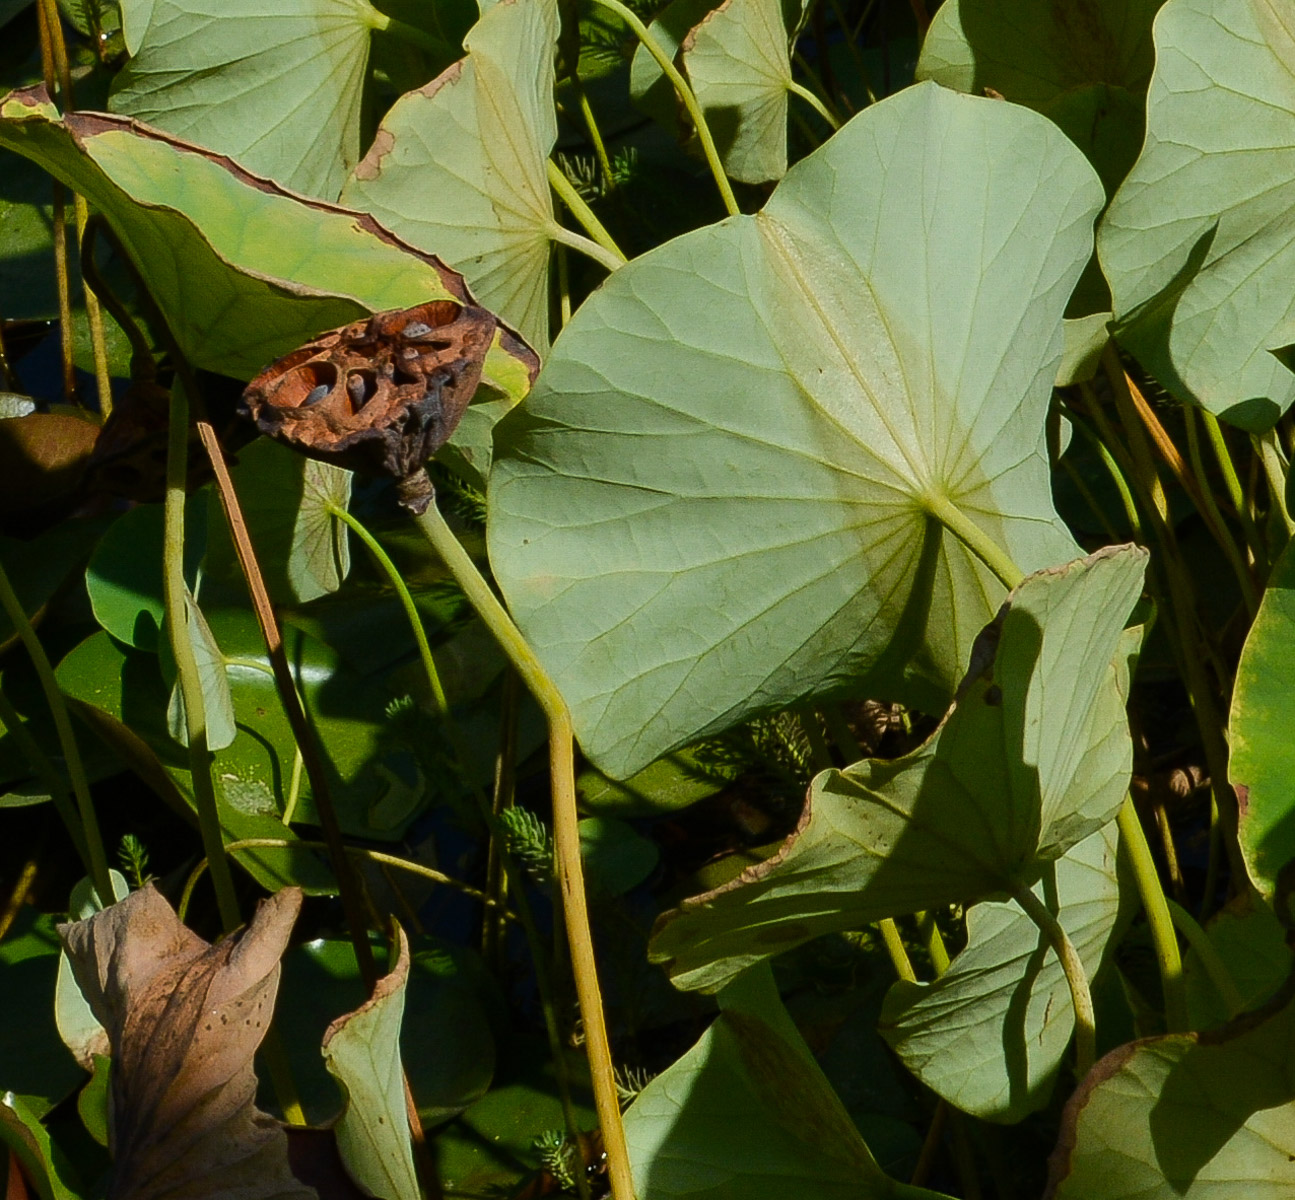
[1235,783,1249,817]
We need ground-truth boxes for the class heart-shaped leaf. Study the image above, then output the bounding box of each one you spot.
[880,824,1127,1123]
[1098,0,1295,430]
[488,81,1099,779]
[111,0,385,199]
[342,0,560,353]
[0,89,538,394]
[1045,984,1295,1197]
[58,885,312,1200]
[681,0,807,183]
[649,546,1145,992]
[321,926,418,1200]
[622,965,951,1199]
[204,439,351,607]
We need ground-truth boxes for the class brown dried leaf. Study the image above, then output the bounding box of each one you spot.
[241,300,497,511]
[58,885,314,1200]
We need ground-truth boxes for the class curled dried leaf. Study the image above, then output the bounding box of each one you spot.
[58,885,313,1200]
[241,301,497,511]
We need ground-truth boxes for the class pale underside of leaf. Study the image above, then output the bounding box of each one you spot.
[881,823,1126,1123]
[322,926,418,1200]
[683,0,795,183]
[1098,0,1295,430]
[58,886,311,1200]
[647,546,1145,992]
[623,966,898,1199]
[489,81,1101,780]
[342,0,559,354]
[1046,986,1295,1198]
[111,0,378,199]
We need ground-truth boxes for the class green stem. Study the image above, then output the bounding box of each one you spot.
[577,86,616,193]
[0,686,88,872]
[878,917,917,983]
[164,386,241,933]
[0,561,112,906]
[366,6,452,56]
[923,492,1024,589]
[916,910,950,975]
[1011,880,1096,1078]
[1200,410,1264,559]
[1066,406,1143,540]
[330,507,450,716]
[1165,898,1245,1019]
[787,78,841,130]
[179,838,514,920]
[1116,796,1188,1032]
[1253,429,1295,538]
[408,494,635,1200]
[549,222,627,275]
[1184,408,1258,613]
[589,0,739,218]
[547,161,627,269]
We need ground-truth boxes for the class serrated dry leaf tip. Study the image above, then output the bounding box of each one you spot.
[58,885,315,1200]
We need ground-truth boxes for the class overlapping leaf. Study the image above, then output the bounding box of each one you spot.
[489,81,1100,779]
[111,0,382,199]
[0,89,538,393]
[681,0,807,183]
[917,0,1161,108]
[1098,0,1295,430]
[1046,984,1295,1197]
[342,0,560,353]
[881,825,1126,1123]
[622,965,952,1199]
[1229,537,1295,896]
[322,927,418,1200]
[649,546,1145,992]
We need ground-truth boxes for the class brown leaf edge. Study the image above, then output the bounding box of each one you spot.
[646,545,1144,981]
[58,885,315,1200]
[1042,965,1295,1196]
[0,86,540,392]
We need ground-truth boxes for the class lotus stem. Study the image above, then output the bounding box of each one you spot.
[0,560,112,906]
[1165,898,1245,1019]
[590,0,739,219]
[547,160,627,270]
[922,491,1024,590]
[408,493,636,1200]
[1012,878,1096,1078]
[1116,796,1187,1032]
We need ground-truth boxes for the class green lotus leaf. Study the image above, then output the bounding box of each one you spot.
[916,0,1161,108]
[1229,536,1295,897]
[111,0,383,199]
[165,588,237,752]
[322,926,419,1200]
[1182,893,1292,1030]
[880,824,1127,1123]
[649,546,1145,992]
[489,81,1100,780]
[0,89,537,393]
[630,0,715,133]
[623,964,952,1200]
[204,439,351,606]
[1098,0,1295,430]
[342,0,560,353]
[86,496,206,652]
[680,0,807,183]
[1046,985,1295,1197]
[275,933,497,1127]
